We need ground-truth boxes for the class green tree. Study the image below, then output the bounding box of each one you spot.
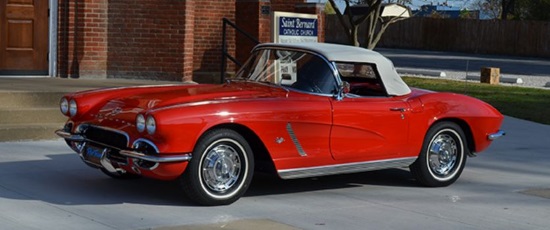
[459,9,475,19]
[325,0,337,14]
[515,0,550,21]
[501,0,516,19]
[474,0,550,20]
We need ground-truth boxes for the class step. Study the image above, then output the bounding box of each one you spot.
[0,123,63,142]
[0,92,66,108]
[0,108,67,124]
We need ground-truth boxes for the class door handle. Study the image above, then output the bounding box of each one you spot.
[390,108,406,112]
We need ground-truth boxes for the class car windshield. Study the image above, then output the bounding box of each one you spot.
[234,48,338,94]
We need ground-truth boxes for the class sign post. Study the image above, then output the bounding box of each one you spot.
[272,11,318,43]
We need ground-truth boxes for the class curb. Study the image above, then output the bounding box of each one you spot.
[466,75,524,84]
[396,68,446,77]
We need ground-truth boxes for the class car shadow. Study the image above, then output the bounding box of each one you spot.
[0,153,418,207]
[0,153,193,206]
[246,168,418,197]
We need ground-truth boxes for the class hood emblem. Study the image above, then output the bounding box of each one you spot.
[110,107,123,116]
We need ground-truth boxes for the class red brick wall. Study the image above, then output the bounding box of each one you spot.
[57,0,322,83]
[105,1,187,81]
[272,0,305,12]
[193,1,236,83]
[58,0,188,81]
[182,1,195,82]
[235,1,271,65]
[58,0,107,78]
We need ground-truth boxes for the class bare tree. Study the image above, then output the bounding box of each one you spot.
[470,0,501,19]
[501,0,516,19]
[328,0,410,49]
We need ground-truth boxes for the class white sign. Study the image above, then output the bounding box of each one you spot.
[272,11,318,43]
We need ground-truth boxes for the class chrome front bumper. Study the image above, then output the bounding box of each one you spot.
[118,150,191,162]
[488,130,506,141]
[56,129,85,142]
[55,129,192,163]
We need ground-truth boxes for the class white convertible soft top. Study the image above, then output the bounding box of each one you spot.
[255,43,411,96]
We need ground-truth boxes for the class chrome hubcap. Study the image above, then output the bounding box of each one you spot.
[428,133,458,178]
[202,144,241,193]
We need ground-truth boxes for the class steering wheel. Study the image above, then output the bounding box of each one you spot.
[291,79,322,93]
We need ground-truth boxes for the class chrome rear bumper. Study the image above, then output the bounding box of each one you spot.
[488,130,506,141]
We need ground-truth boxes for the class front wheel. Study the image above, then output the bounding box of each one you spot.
[410,122,467,187]
[181,129,254,206]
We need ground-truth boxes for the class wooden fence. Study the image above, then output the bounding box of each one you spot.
[325,15,550,58]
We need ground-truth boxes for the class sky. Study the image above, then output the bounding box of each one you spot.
[306,0,476,10]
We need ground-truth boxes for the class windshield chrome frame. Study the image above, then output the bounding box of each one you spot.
[234,45,344,98]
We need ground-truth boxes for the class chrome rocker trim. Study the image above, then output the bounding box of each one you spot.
[488,130,506,141]
[55,129,192,163]
[278,157,417,179]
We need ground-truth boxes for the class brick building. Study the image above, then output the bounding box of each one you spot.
[0,0,325,83]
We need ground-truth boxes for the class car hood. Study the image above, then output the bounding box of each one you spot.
[95,82,287,120]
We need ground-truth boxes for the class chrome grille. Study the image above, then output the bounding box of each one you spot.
[82,125,129,164]
[83,125,128,149]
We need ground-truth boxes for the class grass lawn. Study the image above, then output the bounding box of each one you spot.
[403,77,550,125]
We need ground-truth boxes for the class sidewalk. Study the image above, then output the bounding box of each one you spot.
[0,76,180,93]
[0,77,182,142]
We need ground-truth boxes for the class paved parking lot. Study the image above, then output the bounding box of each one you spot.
[0,116,549,230]
[377,48,550,88]
[377,48,550,77]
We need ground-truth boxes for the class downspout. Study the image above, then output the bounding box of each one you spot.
[70,0,80,78]
[48,0,58,77]
[60,0,69,78]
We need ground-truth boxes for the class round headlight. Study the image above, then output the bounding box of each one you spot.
[60,98,69,115]
[146,115,156,135]
[69,99,78,117]
[136,114,145,133]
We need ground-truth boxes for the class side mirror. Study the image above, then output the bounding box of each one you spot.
[336,81,351,100]
[342,81,351,94]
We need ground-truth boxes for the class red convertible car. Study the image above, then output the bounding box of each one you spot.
[56,43,505,205]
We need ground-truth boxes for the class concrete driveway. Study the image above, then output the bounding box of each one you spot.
[0,116,548,230]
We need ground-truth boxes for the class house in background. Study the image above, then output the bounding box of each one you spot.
[0,0,325,83]
[413,4,479,19]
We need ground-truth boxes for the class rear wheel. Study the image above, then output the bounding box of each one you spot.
[181,129,254,206]
[410,122,467,187]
